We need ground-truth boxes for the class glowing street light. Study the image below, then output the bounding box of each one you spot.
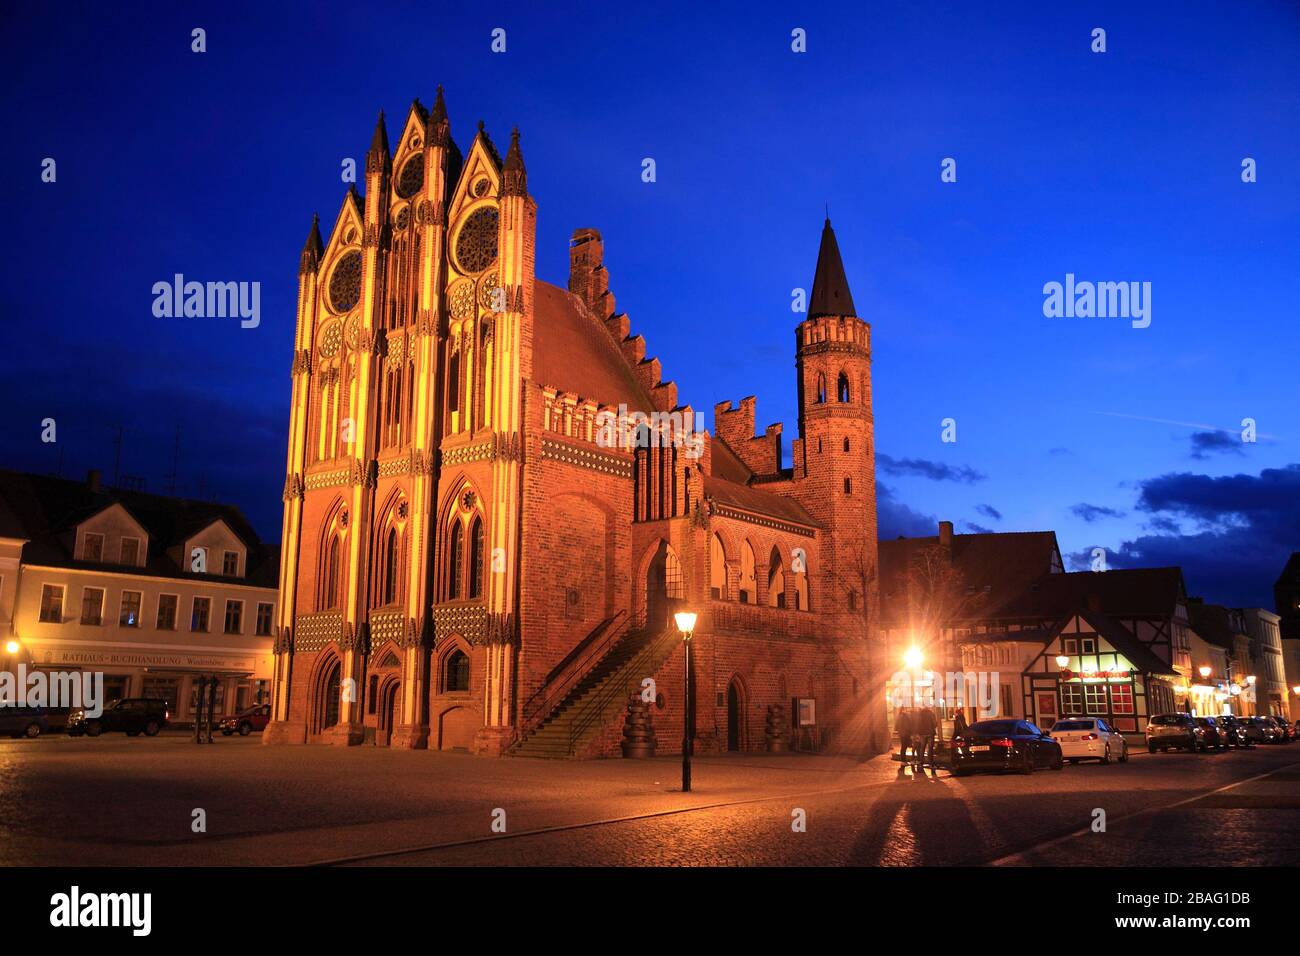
[1055,655,1070,668]
[3,640,18,655]
[1246,675,1257,686]
[903,646,923,671]
[1198,665,1213,680]
[674,611,698,794]
[1292,685,1300,696]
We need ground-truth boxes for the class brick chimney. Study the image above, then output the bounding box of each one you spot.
[938,520,953,550]
[87,469,101,493]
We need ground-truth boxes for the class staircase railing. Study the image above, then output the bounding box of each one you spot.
[519,610,630,736]
[566,627,678,756]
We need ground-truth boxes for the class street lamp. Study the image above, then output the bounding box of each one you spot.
[3,640,18,655]
[1198,665,1212,680]
[903,646,923,671]
[1055,655,1070,669]
[1246,675,1256,686]
[674,611,697,794]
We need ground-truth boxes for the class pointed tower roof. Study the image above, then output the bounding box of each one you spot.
[426,85,451,148]
[299,213,324,274]
[502,126,527,196]
[808,217,857,319]
[367,110,391,174]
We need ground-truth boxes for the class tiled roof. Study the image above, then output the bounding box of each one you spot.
[532,280,653,411]
[879,530,1062,623]
[702,476,819,529]
[1187,602,1240,651]
[0,469,278,588]
[709,437,754,484]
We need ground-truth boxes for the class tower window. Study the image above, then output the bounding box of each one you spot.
[837,372,850,403]
[816,373,827,404]
[447,521,463,599]
[844,477,852,495]
[843,437,850,453]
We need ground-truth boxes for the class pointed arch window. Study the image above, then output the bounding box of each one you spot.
[709,533,728,600]
[793,559,809,611]
[469,516,485,598]
[447,520,463,600]
[767,548,786,608]
[816,373,827,404]
[837,371,850,403]
[738,541,756,604]
[382,527,400,605]
[323,536,341,610]
[445,649,470,692]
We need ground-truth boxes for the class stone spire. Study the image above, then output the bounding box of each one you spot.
[502,127,527,197]
[299,213,323,275]
[807,217,856,319]
[366,109,391,174]
[427,85,450,147]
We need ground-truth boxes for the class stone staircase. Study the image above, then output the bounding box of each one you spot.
[511,627,678,758]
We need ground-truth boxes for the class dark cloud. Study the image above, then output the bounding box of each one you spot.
[1189,430,1244,460]
[975,503,1002,521]
[1068,464,1300,607]
[875,482,937,539]
[1071,502,1127,522]
[964,521,994,534]
[877,454,985,484]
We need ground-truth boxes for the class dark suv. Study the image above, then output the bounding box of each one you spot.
[1218,715,1253,748]
[1194,716,1228,751]
[67,698,169,737]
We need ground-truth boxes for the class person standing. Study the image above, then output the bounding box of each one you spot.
[896,707,913,765]
[915,706,937,769]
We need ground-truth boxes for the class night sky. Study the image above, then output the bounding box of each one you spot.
[3,1,1297,609]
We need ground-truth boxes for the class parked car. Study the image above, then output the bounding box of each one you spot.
[219,703,271,736]
[1194,716,1228,751]
[1146,713,1201,752]
[1218,715,1253,748]
[951,719,1063,775]
[1265,716,1293,742]
[0,706,48,738]
[67,698,169,737]
[1238,716,1280,744]
[1049,717,1129,764]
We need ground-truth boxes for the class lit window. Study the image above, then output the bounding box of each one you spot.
[119,591,142,628]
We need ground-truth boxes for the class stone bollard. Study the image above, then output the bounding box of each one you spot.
[620,694,657,758]
[766,703,789,753]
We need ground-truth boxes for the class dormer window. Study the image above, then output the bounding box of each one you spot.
[120,537,141,566]
[222,550,240,576]
[83,533,104,562]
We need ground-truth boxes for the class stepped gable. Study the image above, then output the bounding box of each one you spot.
[713,396,783,477]
[562,228,680,415]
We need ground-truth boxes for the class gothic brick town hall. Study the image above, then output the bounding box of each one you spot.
[266,88,885,756]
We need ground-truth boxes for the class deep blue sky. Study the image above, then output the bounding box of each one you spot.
[3,1,1297,609]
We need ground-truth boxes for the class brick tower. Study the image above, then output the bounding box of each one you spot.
[790,218,879,641]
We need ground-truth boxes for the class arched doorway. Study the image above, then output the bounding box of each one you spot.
[314,657,341,735]
[727,677,745,752]
[378,679,401,747]
[643,541,684,630]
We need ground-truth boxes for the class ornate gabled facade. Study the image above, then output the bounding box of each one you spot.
[266,90,884,756]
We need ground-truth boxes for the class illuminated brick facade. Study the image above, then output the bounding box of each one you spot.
[266,90,884,756]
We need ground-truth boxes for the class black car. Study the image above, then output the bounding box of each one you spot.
[1218,715,1253,748]
[0,706,49,738]
[1194,716,1228,751]
[67,698,169,737]
[1265,716,1293,742]
[951,719,1063,776]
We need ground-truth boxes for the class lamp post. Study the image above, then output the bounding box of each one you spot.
[674,611,697,793]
